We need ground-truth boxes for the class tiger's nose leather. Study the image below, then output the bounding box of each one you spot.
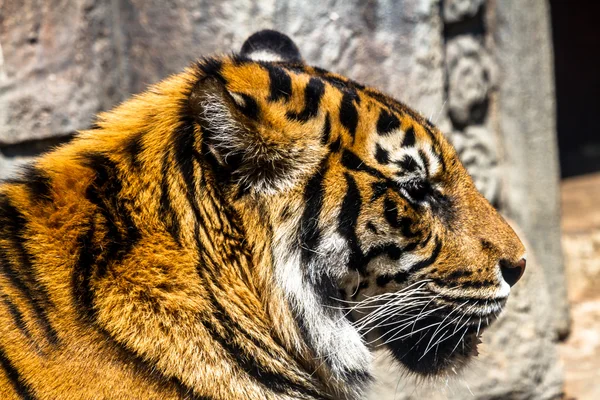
[500,258,526,287]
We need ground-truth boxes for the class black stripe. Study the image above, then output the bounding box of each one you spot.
[264,64,292,102]
[172,115,208,265]
[92,323,212,400]
[159,151,182,246]
[0,346,36,400]
[197,58,225,83]
[375,144,389,164]
[173,117,199,204]
[329,136,342,152]
[313,70,366,91]
[286,77,325,122]
[83,153,141,278]
[69,227,213,399]
[233,92,260,120]
[320,113,331,145]
[297,158,342,312]
[0,198,59,346]
[402,126,416,147]
[434,144,447,173]
[71,222,98,322]
[339,92,359,139]
[299,158,328,267]
[423,124,439,146]
[199,291,324,398]
[395,155,418,173]
[370,181,388,202]
[376,269,411,287]
[22,166,52,203]
[364,243,404,262]
[314,72,347,90]
[123,132,145,170]
[407,238,442,273]
[341,150,386,180]
[383,198,401,230]
[376,109,400,136]
[5,166,52,204]
[1,293,34,342]
[338,173,365,273]
[419,231,433,249]
[0,250,58,347]
[363,239,423,284]
[392,270,410,285]
[366,221,379,234]
[418,149,430,177]
[200,320,323,398]
[172,116,206,243]
[365,88,428,131]
[281,63,307,75]
[74,153,142,320]
[376,275,393,287]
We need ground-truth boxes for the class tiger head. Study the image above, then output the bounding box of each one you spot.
[192,30,526,382]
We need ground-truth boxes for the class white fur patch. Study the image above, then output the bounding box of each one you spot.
[496,266,512,298]
[272,230,372,380]
[246,49,285,62]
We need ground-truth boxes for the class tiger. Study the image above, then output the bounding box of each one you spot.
[0,29,526,400]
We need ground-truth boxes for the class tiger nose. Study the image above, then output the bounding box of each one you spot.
[499,258,526,287]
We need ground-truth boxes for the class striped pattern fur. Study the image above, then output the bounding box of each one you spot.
[0,30,526,399]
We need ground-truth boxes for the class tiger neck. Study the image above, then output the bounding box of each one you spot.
[58,72,373,397]
[232,193,373,398]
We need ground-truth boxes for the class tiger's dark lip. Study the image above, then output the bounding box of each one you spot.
[379,310,494,375]
[365,285,507,376]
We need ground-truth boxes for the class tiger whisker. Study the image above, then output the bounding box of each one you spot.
[419,303,470,360]
[378,320,444,347]
[356,302,435,335]
[370,306,444,345]
[419,302,468,356]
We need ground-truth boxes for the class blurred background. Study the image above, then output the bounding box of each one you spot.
[0,0,597,399]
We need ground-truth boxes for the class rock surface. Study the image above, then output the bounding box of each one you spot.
[442,0,485,23]
[0,0,126,146]
[494,0,569,339]
[446,35,494,127]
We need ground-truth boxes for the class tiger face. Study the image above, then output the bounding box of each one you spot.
[197,30,526,379]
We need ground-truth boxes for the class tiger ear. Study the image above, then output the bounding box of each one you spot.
[190,77,323,194]
[240,29,303,63]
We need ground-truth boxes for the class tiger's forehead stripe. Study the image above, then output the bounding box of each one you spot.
[215,57,449,182]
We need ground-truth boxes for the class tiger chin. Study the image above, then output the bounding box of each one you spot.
[0,30,526,400]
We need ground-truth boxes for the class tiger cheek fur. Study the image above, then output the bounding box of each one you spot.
[0,30,525,400]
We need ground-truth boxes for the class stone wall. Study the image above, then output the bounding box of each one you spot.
[0,0,566,398]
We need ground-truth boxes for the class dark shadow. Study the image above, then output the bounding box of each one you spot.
[550,0,600,178]
[0,135,74,159]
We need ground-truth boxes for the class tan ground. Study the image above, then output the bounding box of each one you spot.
[559,172,600,400]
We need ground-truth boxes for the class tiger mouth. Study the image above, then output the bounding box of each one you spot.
[371,298,503,375]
